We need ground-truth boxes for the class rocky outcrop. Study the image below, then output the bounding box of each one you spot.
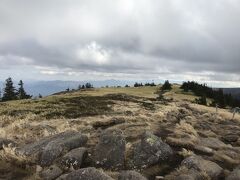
[95,129,125,170]
[12,131,88,165]
[118,171,147,180]
[64,167,113,180]
[131,131,173,169]
[61,147,88,169]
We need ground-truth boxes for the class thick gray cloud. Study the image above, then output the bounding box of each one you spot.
[0,0,240,86]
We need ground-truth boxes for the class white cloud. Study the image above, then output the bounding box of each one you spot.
[76,41,111,65]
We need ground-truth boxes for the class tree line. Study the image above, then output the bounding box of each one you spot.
[181,81,240,108]
[133,82,156,87]
[0,77,32,102]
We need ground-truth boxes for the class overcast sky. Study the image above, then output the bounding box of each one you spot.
[0,0,240,87]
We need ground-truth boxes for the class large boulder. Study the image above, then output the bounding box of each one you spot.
[40,165,63,180]
[181,155,223,179]
[12,131,88,166]
[131,131,173,169]
[226,165,240,180]
[95,129,125,170]
[61,147,88,169]
[64,167,113,180]
[118,171,147,180]
[40,132,88,166]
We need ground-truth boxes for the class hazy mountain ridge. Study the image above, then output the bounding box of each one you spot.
[222,88,240,99]
[0,80,137,96]
[1,80,240,98]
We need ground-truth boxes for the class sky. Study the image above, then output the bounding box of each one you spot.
[0,0,240,87]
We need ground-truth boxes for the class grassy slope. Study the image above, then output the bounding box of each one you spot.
[0,85,236,119]
[0,85,240,179]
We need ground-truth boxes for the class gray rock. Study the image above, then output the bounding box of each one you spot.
[40,132,88,166]
[118,171,147,180]
[40,165,63,180]
[132,131,173,168]
[95,129,125,170]
[65,167,113,180]
[226,165,240,180]
[61,147,88,169]
[0,138,16,149]
[13,131,88,165]
[181,155,223,179]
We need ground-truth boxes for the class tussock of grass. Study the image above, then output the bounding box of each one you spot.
[166,120,199,148]
[178,148,194,158]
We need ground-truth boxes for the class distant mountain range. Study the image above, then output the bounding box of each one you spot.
[222,88,240,99]
[0,80,239,98]
[0,80,140,96]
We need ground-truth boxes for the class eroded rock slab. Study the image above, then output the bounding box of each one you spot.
[95,129,125,170]
[64,167,113,180]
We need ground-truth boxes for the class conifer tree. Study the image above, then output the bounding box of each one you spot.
[2,77,17,101]
[161,80,172,91]
[17,80,31,99]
